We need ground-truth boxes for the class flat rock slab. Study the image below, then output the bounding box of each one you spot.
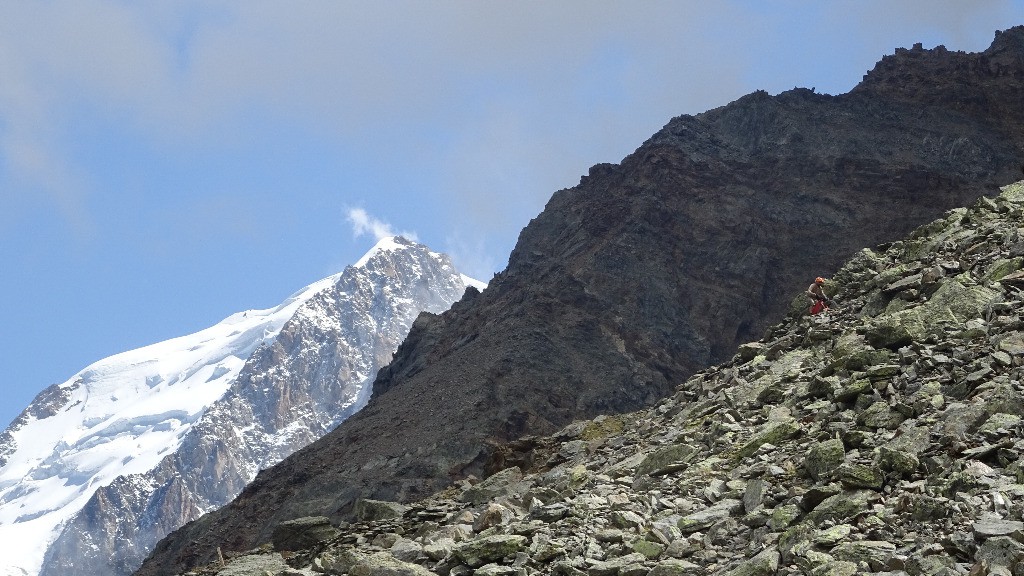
[272,516,340,552]
[218,553,288,576]
[677,499,742,533]
[973,518,1024,539]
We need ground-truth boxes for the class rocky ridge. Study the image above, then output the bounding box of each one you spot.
[19,237,476,576]
[177,181,1024,575]
[138,27,1024,575]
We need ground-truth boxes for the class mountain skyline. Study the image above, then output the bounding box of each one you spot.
[137,22,1024,572]
[159,180,1024,576]
[3,3,1024,431]
[0,236,482,576]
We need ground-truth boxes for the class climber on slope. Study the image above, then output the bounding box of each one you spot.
[807,277,831,315]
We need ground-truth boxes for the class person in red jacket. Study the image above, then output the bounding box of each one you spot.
[808,277,829,315]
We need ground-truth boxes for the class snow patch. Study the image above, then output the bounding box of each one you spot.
[353,236,409,268]
[0,264,348,575]
[461,274,488,292]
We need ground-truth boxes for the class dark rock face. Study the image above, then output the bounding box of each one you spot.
[137,27,1024,576]
[148,181,1024,576]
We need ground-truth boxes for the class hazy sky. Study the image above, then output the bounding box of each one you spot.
[2,2,1022,428]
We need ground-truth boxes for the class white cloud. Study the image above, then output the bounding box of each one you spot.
[0,0,1019,246]
[346,208,417,243]
[346,208,392,240]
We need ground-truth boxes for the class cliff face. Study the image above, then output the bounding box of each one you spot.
[138,26,1024,576]
[160,180,1024,576]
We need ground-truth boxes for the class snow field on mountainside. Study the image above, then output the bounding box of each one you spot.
[0,236,485,576]
[0,267,343,576]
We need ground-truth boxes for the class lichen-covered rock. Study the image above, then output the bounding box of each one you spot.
[316,547,368,574]
[877,446,919,475]
[472,564,519,576]
[630,539,665,559]
[460,467,526,505]
[610,510,646,530]
[646,559,701,575]
[722,548,779,576]
[735,420,800,459]
[677,499,742,533]
[586,552,647,576]
[804,439,845,480]
[216,553,289,576]
[829,540,896,571]
[453,534,528,568]
[905,554,956,576]
[974,536,1024,570]
[927,278,1000,323]
[858,401,905,429]
[833,379,871,403]
[810,561,858,576]
[635,444,697,477]
[812,524,852,548]
[348,551,437,576]
[768,506,801,534]
[804,490,874,526]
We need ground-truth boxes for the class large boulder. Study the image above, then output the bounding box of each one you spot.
[271,516,339,552]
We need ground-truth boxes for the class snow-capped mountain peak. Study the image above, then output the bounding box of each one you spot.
[353,235,415,268]
[0,238,481,576]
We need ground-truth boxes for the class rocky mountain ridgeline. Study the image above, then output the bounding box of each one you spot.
[138,26,1024,575]
[1,238,475,576]
[166,181,1024,575]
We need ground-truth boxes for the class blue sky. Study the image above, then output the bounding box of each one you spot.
[1,1,1022,428]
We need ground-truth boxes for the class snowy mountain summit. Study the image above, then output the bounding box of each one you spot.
[0,236,483,576]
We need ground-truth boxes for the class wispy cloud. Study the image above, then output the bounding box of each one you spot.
[346,208,417,242]
[346,208,392,240]
[0,0,1018,255]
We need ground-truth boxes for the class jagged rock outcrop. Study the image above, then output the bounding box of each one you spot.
[172,180,1024,576]
[26,238,475,576]
[138,27,1024,576]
